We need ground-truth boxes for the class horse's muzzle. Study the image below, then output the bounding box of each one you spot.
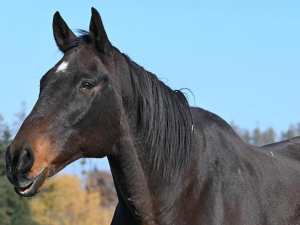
[13,167,48,197]
[5,145,48,197]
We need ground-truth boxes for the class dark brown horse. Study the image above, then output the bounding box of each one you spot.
[5,8,300,225]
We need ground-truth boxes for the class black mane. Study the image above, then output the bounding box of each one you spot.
[61,32,194,180]
[122,54,194,180]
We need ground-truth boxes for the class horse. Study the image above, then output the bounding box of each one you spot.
[5,7,300,225]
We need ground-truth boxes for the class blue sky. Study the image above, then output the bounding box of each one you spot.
[1,1,300,173]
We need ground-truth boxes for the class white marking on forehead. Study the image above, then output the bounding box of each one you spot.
[56,61,68,73]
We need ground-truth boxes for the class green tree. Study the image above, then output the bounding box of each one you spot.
[261,128,276,145]
[252,127,265,146]
[296,123,300,136]
[281,125,297,140]
[80,158,87,175]
[242,130,251,144]
[230,122,251,144]
[231,121,300,146]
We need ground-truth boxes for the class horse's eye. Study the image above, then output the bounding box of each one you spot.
[80,82,95,91]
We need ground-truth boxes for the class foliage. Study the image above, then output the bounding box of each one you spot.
[231,122,300,146]
[281,124,300,140]
[85,169,118,209]
[30,174,113,225]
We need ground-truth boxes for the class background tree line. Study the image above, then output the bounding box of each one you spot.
[0,108,299,224]
[231,122,300,146]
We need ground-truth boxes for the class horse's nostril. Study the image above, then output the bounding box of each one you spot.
[15,147,35,174]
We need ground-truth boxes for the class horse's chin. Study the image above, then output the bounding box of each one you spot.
[14,167,49,197]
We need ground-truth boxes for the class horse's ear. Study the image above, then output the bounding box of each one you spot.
[89,7,113,57]
[53,12,76,52]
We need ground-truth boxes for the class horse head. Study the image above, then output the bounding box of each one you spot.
[5,8,124,197]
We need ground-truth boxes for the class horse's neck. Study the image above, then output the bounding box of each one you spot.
[108,105,261,224]
[108,135,158,224]
[111,57,250,222]
[107,124,221,224]
[107,116,204,224]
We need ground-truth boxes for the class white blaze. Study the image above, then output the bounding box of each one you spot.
[56,61,68,73]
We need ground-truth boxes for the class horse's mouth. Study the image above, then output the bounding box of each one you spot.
[14,167,48,197]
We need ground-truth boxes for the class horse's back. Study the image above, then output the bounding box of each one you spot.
[190,107,300,224]
[262,136,300,162]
